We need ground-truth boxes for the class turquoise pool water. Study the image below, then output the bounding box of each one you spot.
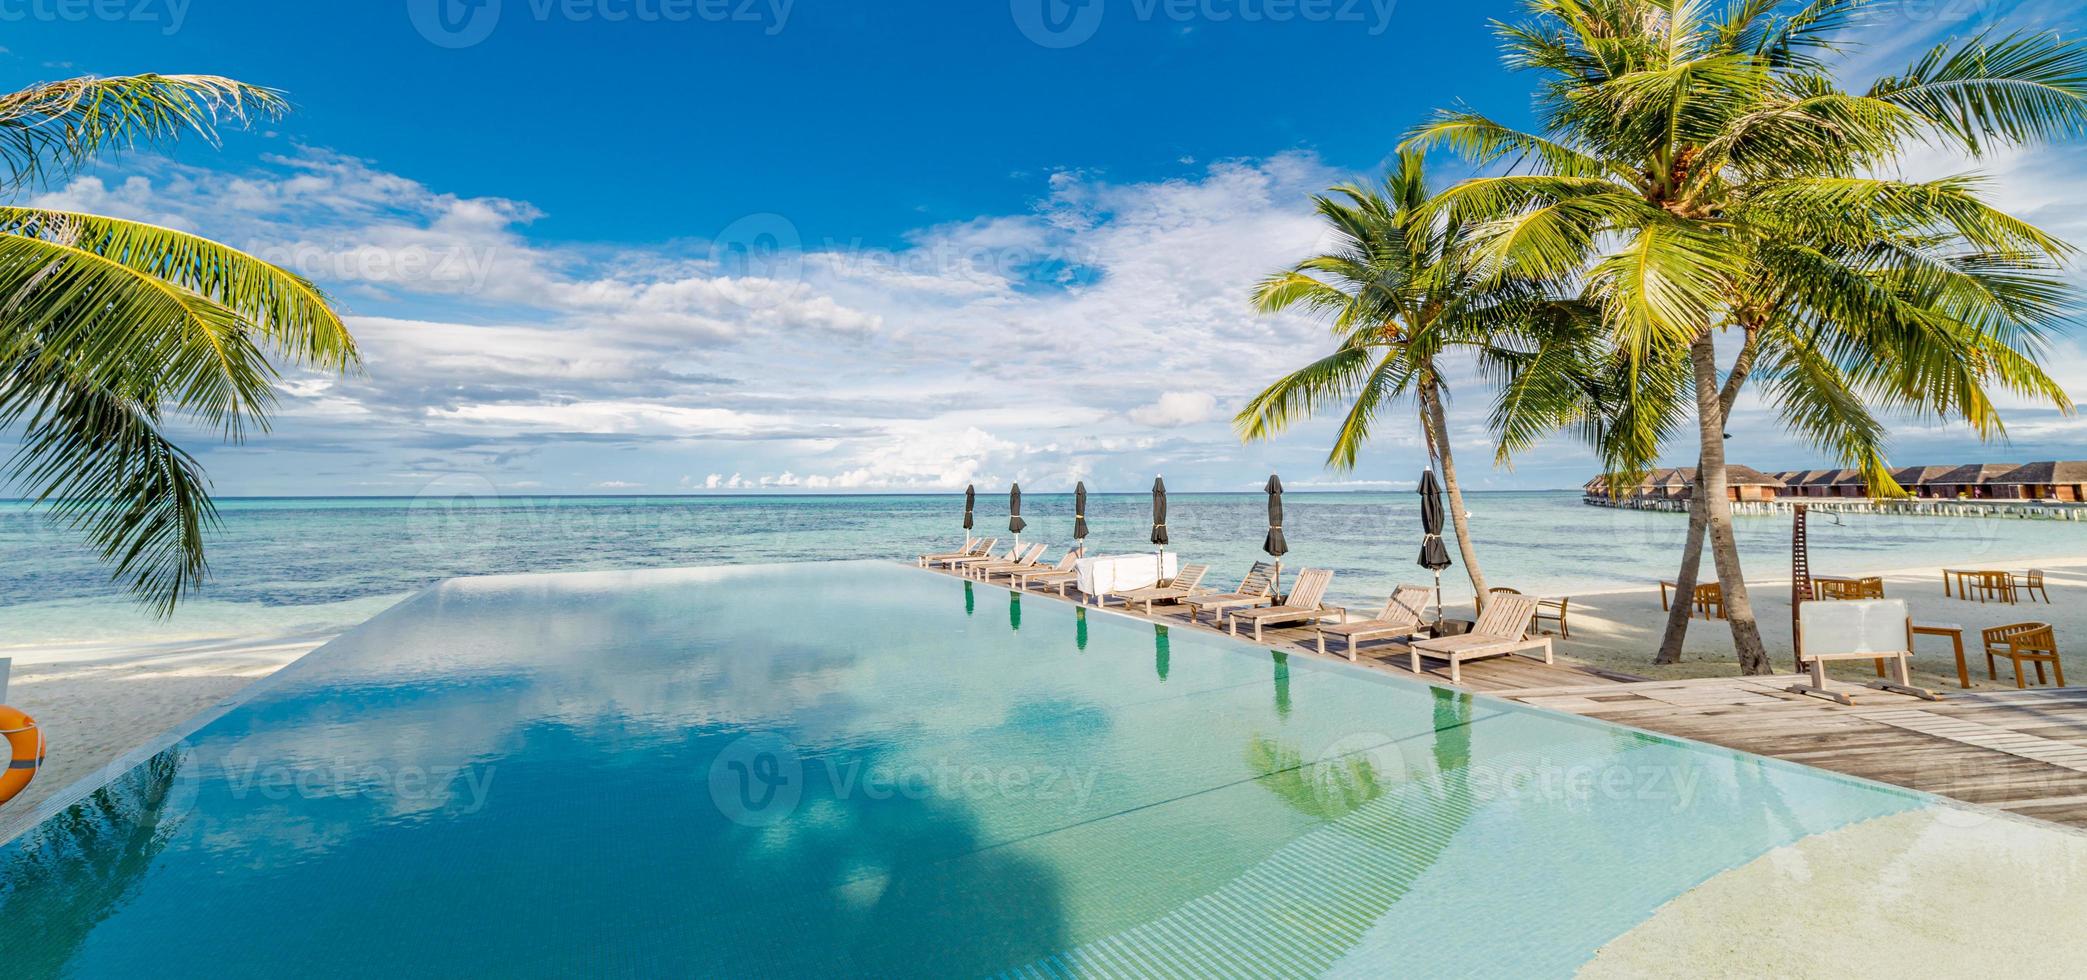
[0,561,1929,976]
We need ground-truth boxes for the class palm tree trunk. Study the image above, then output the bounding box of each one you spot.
[1688,330,1770,674]
[1652,487,1710,665]
[1655,329,1760,666]
[1421,378,1489,608]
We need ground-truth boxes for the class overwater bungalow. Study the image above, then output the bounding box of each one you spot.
[1988,461,2087,502]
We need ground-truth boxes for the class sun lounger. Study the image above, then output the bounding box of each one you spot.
[1181,562,1276,624]
[1407,593,1552,685]
[1314,585,1432,661]
[919,538,990,567]
[923,538,996,568]
[1008,548,1083,589]
[1789,598,1940,705]
[972,542,1049,580]
[1110,564,1211,613]
[945,543,1020,573]
[1228,569,1337,641]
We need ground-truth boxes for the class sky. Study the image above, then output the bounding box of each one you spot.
[5,0,2085,496]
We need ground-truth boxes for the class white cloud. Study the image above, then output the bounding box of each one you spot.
[1129,391,1221,428]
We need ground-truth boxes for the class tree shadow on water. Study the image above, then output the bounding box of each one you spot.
[0,748,190,976]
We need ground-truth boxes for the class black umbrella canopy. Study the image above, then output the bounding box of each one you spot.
[1263,474,1288,558]
[1150,477,1169,546]
[1073,481,1088,542]
[1418,469,1452,571]
[1008,484,1026,534]
[962,484,975,531]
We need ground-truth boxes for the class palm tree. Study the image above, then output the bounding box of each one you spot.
[1237,152,1568,605]
[1409,0,2083,673]
[0,75,358,613]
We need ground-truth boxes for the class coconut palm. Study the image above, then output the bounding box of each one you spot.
[1408,0,2084,672]
[0,74,358,613]
[1237,152,1572,605]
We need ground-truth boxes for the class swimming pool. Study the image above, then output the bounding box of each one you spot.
[0,561,1940,975]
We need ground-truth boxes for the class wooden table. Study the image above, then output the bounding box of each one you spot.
[1659,581,1723,619]
[1913,623,1970,688]
[1943,568,2013,601]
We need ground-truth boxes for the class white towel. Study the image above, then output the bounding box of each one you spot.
[1075,553,1181,596]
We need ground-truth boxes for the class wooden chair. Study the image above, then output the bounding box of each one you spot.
[1790,599,1940,705]
[1111,563,1211,614]
[1313,585,1431,661]
[1228,569,1337,641]
[939,541,1012,571]
[1693,582,1725,620]
[1971,570,2016,604]
[1982,622,2064,689]
[1492,587,1569,637]
[1181,562,1275,624]
[2013,569,2051,604]
[1407,594,1551,685]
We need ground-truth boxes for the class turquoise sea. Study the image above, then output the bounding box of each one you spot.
[2,491,2081,653]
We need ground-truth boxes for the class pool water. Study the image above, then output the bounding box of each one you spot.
[0,562,1931,976]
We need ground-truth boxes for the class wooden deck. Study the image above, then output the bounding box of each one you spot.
[933,565,2087,830]
[1508,677,2087,829]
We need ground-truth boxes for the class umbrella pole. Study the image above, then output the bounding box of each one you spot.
[1433,569,1443,629]
[1272,560,1283,603]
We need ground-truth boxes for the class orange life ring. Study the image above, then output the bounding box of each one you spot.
[0,705,43,807]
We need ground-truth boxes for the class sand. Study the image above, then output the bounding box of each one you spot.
[0,632,327,843]
[1580,807,2087,977]
[1544,556,2087,690]
[2,554,2081,844]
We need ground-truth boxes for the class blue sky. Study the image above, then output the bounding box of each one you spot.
[7,0,2086,495]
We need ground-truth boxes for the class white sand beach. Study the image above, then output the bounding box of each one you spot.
[3,555,2083,843]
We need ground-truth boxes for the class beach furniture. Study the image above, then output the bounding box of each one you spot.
[945,543,1020,573]
[1982,622,2064,689]
[1007,548,1083,589]
[918,538,987,567]
[1111,564,1211,614]
[1658,579,1724,619]
[1913,623,1971,688]
[1789,599,1940,705]
[1815,575,1884,600]
[968,542,1047,580]
[1490,587,1571,637]
[1228,569,1337,642]
[2013,569,2051,603]
[1075,553,1179,605]
[1314,585,1431,661]
[923,538,995,568]
[1181,562,1277,624]
[1407,593,1552,685]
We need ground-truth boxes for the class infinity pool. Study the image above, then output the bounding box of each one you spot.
[1,561,1936,976]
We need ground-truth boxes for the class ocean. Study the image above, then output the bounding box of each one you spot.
[1,491,2080,654]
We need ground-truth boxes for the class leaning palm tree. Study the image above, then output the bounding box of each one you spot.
[0,75,358,613]
[1409,0,2083,673]
[1236,152,1568,604]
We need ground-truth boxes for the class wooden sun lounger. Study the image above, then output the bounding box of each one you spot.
[1228,569,1338,642]
[1408,593,1552,685]
[1110,564,1211,613]
[1008,548,1083,589]
[919,538,991,567]
[945,543,1020,572]
[1314,585,1432,661]
[968,542,1047,579]
[1181,562,1275,624]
